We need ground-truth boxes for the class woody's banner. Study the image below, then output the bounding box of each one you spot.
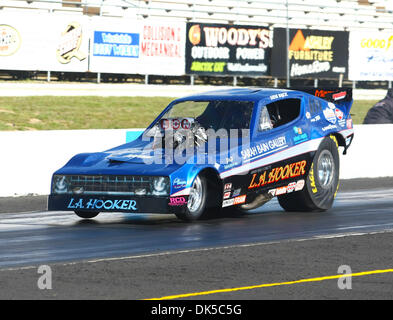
[185,22,273,76]
[271,28,349,79]
[349,31,393,80]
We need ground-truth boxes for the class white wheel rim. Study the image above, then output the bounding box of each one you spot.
[187,176,203,213]
[317,150,335,188]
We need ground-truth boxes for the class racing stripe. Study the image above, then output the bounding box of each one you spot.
[171,187,191,197]
[220,138,323,179]
[339,128,354,138]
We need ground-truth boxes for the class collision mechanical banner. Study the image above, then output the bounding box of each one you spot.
[90,17,185,75]
[185,22,272,76]
[271,28,349,79]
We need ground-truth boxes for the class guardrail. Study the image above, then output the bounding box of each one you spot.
[0,124,392,197]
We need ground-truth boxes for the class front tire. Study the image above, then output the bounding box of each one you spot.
[278,135,340,212]
[74,211,100,219]
[175,175,208,221]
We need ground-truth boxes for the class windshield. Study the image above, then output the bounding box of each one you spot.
[161,100,254,130]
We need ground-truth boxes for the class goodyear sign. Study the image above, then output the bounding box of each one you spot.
[271,28,349,79]
[349,31,393,80]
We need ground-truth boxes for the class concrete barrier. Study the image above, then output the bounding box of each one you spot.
[0,129,142,197]
[0,125,391,197]
[340,124,393,179]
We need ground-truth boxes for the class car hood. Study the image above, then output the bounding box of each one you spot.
[55,136,243,177]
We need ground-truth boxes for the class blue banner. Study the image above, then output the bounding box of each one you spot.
[93,31,140,58]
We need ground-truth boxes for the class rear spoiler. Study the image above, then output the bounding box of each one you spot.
[291,87,353,116]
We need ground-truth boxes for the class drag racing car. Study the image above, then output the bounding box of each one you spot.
[48,87,354,221]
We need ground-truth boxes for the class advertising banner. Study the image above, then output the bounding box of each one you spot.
[0,12,89,72]
[271,28,348,79]
[90,17,185,75]
[185,22,272,76]
[349,31,393,80]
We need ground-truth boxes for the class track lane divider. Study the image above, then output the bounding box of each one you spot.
[144,268,393,300]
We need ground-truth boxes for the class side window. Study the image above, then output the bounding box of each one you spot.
[258,98,301,132]
[265,98,301,129]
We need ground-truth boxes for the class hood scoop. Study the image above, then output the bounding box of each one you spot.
[106,147,162,164]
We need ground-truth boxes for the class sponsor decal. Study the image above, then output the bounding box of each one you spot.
[323,108,337,124]
[269,92,288,101]
[222,195,246,207]
[286,182,296,193]
[224,183,232,191]
[222,198,234,207]
[309,163,318,193]
[346,118,353,129]
[233,195,246,205]
[311,115,321,123]
[306,112,311,119]
[268,179,305,196]
[169,196,187,206]
[295,179,305,191]
[332,91,347,100]
[248,160,307,189]
[327,102,336,109]
[322,124,338,132]
[0,25,21,56]
[67,198,137,210]
[181,118,190,129]
[223,191,231,199]
[57,22,87,64]
[93,31,139,58]
[160,119,170,130]
[173,178,187,189]
[275,186,287,196]
[232,188,241,197]
[241,136,287,160]
[315,90,334,98]
[335,108,344,120]
[172,119,181,130]
[293,127,308,144]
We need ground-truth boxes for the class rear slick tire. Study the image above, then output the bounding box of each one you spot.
[278,135,340,212]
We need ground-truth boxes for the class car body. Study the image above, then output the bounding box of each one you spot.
[48,87,354,220]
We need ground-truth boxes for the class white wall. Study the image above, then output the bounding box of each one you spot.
[340,124,393,179]
[0,125,391,197]
[0,129,141,197]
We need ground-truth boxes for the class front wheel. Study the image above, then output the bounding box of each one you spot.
[74,211,100,219]
[278,135,340,212]
[175,175,208,221]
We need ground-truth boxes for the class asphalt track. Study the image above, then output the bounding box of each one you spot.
[0,178,393,300]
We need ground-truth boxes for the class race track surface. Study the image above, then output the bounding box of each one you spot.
[1,179,393,300]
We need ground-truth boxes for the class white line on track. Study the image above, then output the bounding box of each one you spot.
[2,228,393,273]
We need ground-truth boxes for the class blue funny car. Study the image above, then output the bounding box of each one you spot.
[48,87,354,221]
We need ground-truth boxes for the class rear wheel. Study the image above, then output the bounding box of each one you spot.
[74,211,100,219]
[175,175,208,221]
[278,135,340,212]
